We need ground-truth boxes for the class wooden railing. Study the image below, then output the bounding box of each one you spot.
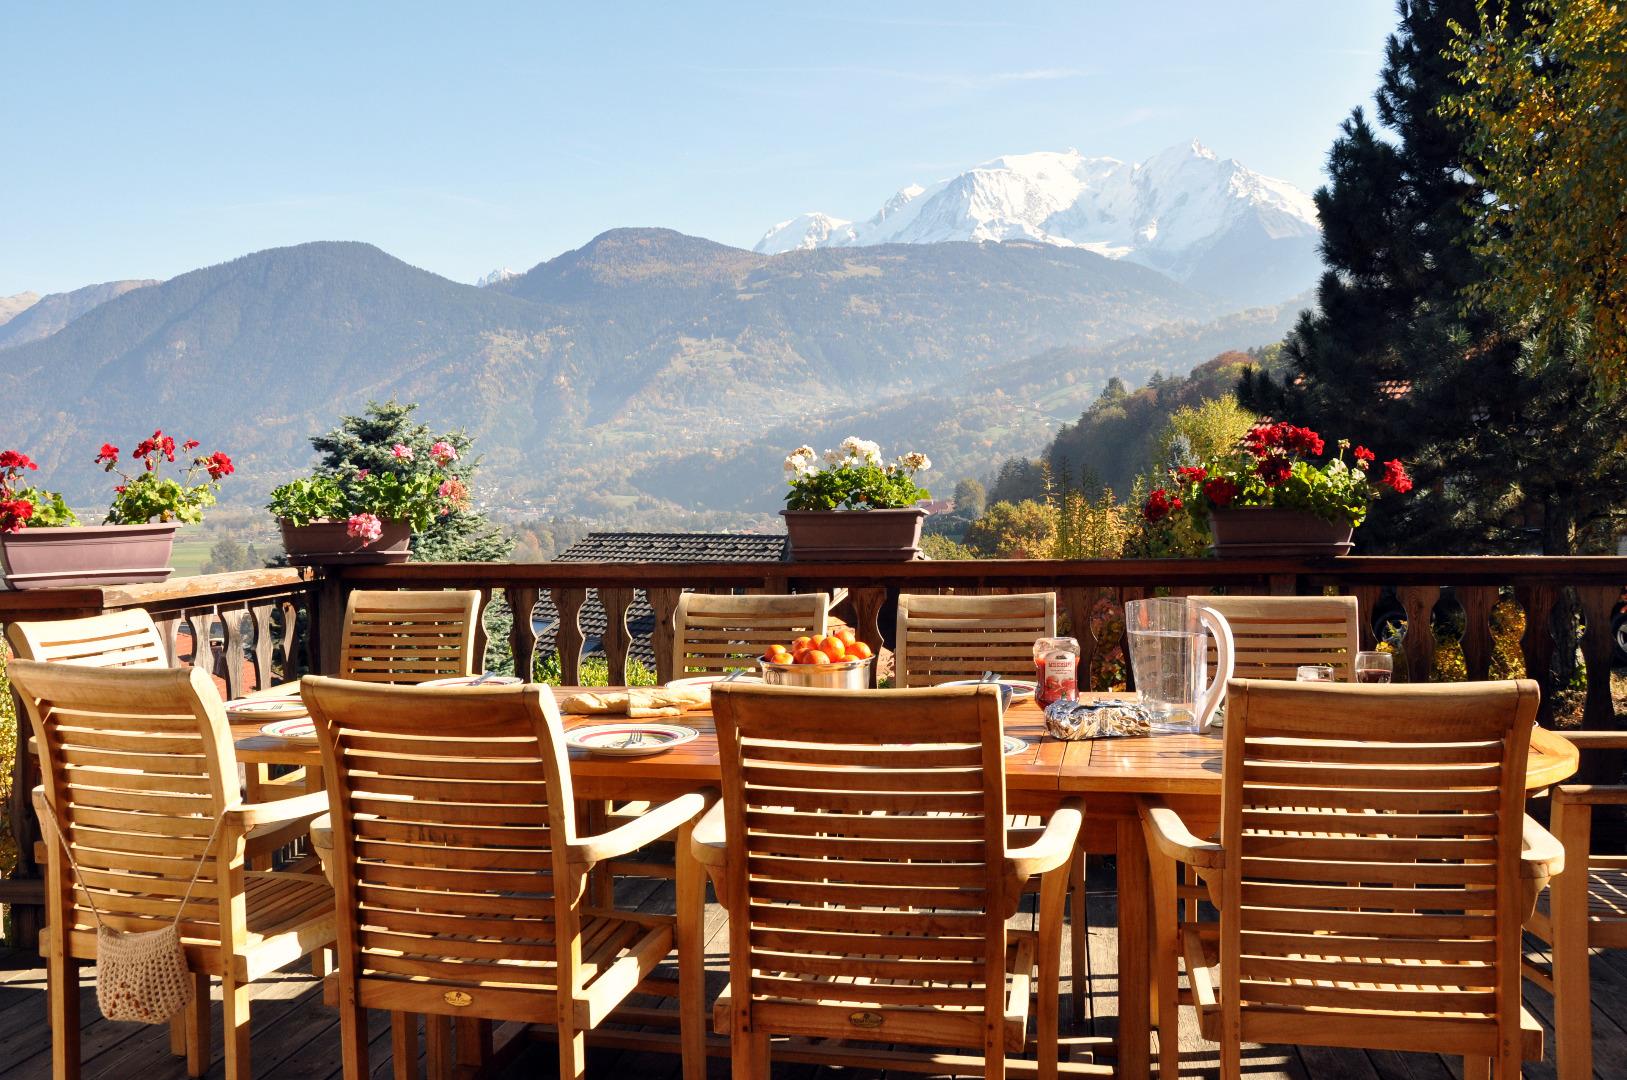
[1,555,1623,945]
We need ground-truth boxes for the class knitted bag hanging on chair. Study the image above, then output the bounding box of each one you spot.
[40,797,226,1024]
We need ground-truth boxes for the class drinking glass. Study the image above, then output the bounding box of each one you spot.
[1296,664,1335,682]
[1355,651,1394,684]
[1125,597,1234,734]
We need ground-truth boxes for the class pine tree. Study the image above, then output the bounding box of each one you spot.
[1239,0,1627,556]
[308,400,512,562]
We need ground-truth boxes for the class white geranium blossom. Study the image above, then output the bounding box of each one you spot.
[898,451,931,472]
[840,436,883,466]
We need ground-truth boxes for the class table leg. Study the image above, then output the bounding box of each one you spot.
[1116,815,1151,1078]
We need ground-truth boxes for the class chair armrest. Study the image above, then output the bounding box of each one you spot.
[568,791,709,869]
[1521,814,1565,881]
[1006,799,1083,881]
[1554,784,1627,806]
[689,799,728,870]
[1554,731,1627,751]
[226,791,329,830]
[1140,798,1225,872]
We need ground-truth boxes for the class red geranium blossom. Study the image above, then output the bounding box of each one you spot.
[1381,459,1413,494]
[204,451,234,480]
[1353,445,1375,466]
[1142,488,1181,523]
[0,498,34,532]
[96,443,119,466]
[1257,457,1292,486]
[1174,465,1207,483]
[0,450,37,471]
[1202,476,1239,506]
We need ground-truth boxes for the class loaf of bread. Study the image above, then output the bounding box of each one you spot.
[560,686,710,718]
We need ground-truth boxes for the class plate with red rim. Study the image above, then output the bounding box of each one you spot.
[418,674,524,688]
[260,717,319,745]
[942,679,1037,700]
[226,696,307,722]
[665,674,765,689]
[565,723,699,758]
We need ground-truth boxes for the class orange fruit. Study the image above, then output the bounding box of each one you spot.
[794,649,822,665]
[834,627,857,647]
[792,635,813,650]
[848,641,874,660]
[820,640,846,663]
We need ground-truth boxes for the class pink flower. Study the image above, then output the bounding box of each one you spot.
[438,477,470,511]
[390,444,414,461]
[430,441,458,467]
[346,512,384,544]
[355,468,370,479]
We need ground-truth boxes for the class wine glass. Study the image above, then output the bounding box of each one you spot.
[1296,664,1335,682]
[1355,651,1394,684]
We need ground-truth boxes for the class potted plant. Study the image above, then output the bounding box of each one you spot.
[1141,421,1412,557]
[270,440,469,565]
[0,432,234,589]
[781,437,933,561]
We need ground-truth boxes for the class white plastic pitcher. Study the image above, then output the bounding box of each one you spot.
[1124,597,1234,733]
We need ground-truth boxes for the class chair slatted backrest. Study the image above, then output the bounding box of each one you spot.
[711,684,1013,1043]
[1218,678,1537,1054]
[7,610,169,668]
[8,661,240,944]
[673,592,829,677]
[894,592,1056,687]
[1200,595,1360,682]
[337,589,482,684]
[301,677,578,1014]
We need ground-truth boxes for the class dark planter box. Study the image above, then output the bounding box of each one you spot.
[280,520,413,565]
[1208,507,1354,558]
[782,508,927,562]
[0,523,179,590]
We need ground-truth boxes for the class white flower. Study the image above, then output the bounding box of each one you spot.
[824,448,844,465]
[840,436,883,466]
[899,451,931,472]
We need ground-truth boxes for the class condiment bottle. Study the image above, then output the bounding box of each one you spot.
[1033,636,1081,709]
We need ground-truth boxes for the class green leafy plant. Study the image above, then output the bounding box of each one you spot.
[99,431,235,525]
[782,437,931,511]
[0,450,78,532]
[1141,421,1412,539]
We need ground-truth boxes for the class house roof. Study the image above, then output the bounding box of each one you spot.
[528,532,788,674]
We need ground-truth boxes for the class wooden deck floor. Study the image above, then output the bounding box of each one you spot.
[1,863,1620,1079]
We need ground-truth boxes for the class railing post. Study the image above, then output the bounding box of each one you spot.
[848,587,887,689]
[314,572,348,675]
[648,588,681,685]
[551,588,587,685]
[504,587,540,681]
[1515,584,1558,729]
[599,588,635,685]
[1458,586,1499,682]
[1396,586,1440,683]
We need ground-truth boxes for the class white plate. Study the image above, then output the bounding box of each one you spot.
[227,697,307,722]
[943,679,1037,699]
[566,723,699,758]
[1002,735,1028,757]
[260,718,318,745]
[418,674,523,688]
[665,674,765,688]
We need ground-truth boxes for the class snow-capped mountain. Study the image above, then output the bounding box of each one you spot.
[756,140,1323,305]
[475,267,518,287]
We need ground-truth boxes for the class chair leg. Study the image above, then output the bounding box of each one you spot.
[676,818,708,1080]
[169,1014,186,1057]
[339,997,371,1079]
[425,1014,454,1080]
[390,1012,418,1080]
[1220,1035,1242,1080]
[557,1019,587,1080]
[1147,851,1181,1078]
[48,950,81,1080]
[220,976,252,1080]
[184,974,210,1077]
[1549,797,1593,1080]
[1068,846,1088,1026]
[733,1025,767,1080]
[1037,864,1069,1080]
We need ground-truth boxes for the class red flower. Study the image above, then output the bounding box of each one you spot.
[1245,422,1324,458]
[1353,445,1375,466]
[133,438,156,458]
[1258,457,1292,486]
[1142,488,1181,523]
[1381,459,1413,494]
[159,435,176,461]
[182,439,200,451]
[0,450,37,471]
[95,443,119,466]
[0,498,34,532]
[204,451,234,480]
[1202,476,1239,507]
[1174,465,1207,483]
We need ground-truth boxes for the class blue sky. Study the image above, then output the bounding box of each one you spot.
[1,2,1398,295]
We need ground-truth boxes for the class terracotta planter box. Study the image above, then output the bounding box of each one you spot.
[1208,507,1354,558]
[782,508,926,562]
[0,523,179,590]
[279,520,413,566]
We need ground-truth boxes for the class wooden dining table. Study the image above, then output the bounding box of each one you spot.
[231,683,1580,1078]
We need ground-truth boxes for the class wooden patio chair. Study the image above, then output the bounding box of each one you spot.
[1141,678,1563,1079]
[1523,730,1627,1080]
[1197,594,1361,682]
[337,589,483,684]
[672,591,829,676]
[697,682,1091,1079]
[8,660,335,1080]
[300,675,710,1080]
[893,592,1057,687]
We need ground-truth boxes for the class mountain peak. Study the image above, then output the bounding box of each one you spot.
[476,267,517,288]
[752,140,1320,304]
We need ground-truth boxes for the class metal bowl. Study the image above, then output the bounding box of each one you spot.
[759,655,873,690]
